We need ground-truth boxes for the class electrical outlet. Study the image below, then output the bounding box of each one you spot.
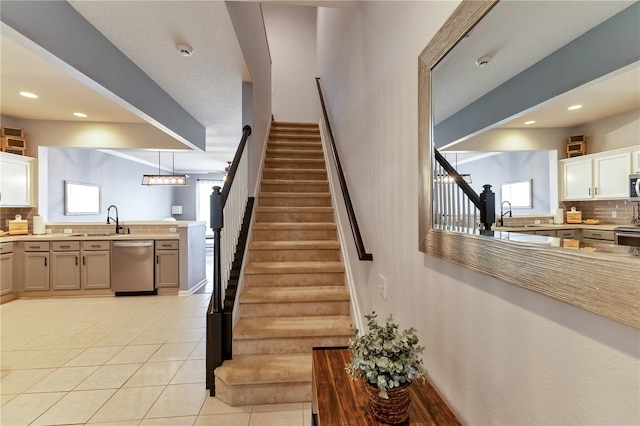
[378,274,387,300]
[611,211,617,218]
[169,227,177,233]
[63,228,72,234]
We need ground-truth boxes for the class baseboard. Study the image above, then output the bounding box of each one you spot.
[179,278,208,296]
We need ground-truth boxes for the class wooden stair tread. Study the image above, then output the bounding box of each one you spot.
[240,286,349,303]
[262,167,326,172]
[245,261,344,274]
[261,179,329,184]
[250,240,340,250]
[259,192,330,198]
[256,206,333,212]
[252,222,336,230]
[215,353,311,385]
[234,315,353,339]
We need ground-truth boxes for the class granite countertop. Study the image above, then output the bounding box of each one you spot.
[0,233,179,243]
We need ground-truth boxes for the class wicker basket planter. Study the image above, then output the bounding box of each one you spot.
[365,382,412,424]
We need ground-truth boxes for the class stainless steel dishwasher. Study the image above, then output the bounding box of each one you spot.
[111,240,156,295]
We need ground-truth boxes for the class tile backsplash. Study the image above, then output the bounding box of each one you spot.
[560,199,637,225]
[1,207,38,233]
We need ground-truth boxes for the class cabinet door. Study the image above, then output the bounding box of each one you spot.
[632,149,640,173]
[0,153,34,207]
[156,250,179,288]
[562,158,592,200]
[82,251,111,289]
[0,253,13,295]
[593,152,631,199]
[24,253,49,290]
[51,252,81,290]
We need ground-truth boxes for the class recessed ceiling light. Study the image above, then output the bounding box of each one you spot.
[568,104,583,110]
[73,112,88,118]
[524,120,536,125]
[19,91,38,99]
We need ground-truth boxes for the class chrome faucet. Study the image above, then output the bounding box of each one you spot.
[107,205,123,234]
[499,201,512,226]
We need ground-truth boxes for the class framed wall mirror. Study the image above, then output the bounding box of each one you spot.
[64,180,101,215]
[418,0,639,328]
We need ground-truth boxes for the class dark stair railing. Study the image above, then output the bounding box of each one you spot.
[206,125,252,395]
[434,149,494,232]
[316,77,373,261]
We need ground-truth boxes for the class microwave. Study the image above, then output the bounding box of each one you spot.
[631,173,640,201]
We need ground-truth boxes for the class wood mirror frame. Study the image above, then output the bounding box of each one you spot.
[418,0,639,329]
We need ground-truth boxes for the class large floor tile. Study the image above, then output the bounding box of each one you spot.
[195,413,251,425]
[147,342,198,362]
[65,346,124,366]
[249,409,305,426]
[123,360,183,387]
[199,396,252,416]
[170,359,205,384]
[0,348,46,370]
[20,347,84,369]
[76,363,142,390]
[0,368,56,394]
[32,389,116,425]
[56,332,110,349]
[106,344,161,364]
[146,383,207,418]
[0,391,66,425]
[88,386,165,423]
[139,416,197,425]
[188,341,206,360]
[26,366,98,392]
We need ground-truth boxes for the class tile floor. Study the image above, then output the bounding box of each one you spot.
[0,293,311,425]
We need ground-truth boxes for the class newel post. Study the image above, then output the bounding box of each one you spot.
[479,184,495,231]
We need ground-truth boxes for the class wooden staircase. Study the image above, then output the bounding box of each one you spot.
[214,121,353,406]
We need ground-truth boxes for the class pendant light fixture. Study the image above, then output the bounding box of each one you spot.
[141,152,190,186]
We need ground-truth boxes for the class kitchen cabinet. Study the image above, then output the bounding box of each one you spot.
[24,242,50,291]
[155,240,179,288]
[557,229,577,239]
[582,229,615,242]
[82,241,110,289]
[561,148,632,200]
[0,152,36,207]
[1,243,14,295]
[633,149,640,173]
[51,241,80,290]
[535,230,557,237]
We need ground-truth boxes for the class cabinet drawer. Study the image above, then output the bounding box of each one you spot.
[535,230,557,237]
[557,229,577,239]
[0,242,13,254]
[156,240,179,250]
[82,241,110,251]
[52,241,80,251]
[582,229,614,241]
[25,242,50,252]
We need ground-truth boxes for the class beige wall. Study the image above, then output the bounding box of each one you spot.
[317,2,639,424]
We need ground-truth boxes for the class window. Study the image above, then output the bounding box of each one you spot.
[501,179,532,209]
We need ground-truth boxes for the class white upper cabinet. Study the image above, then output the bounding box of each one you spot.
[561,147,632,201]
[632,148,640,173]
[0,152,36,207]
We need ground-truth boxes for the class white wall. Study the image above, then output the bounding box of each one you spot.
[317,2,639,424]
[262,4,318,123]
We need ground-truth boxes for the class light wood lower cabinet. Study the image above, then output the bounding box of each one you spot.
[156,240,179,288]
[1,253,13,295]
[82,241,110,289]
[51,241,81,290]
[24,242,50,291]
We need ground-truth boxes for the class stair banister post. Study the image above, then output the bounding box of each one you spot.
[210,185,223,312]
[479,184,495,231]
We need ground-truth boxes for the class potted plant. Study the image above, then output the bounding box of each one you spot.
[345,311,425,424]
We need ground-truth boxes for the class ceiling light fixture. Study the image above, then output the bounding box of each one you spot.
[73,112,88,118]
[141,152,190,186]
[524,120,536,125]
[475,55,492,67]
[176,43,193,57]
[568,104,583,110]
[19,91,38,99]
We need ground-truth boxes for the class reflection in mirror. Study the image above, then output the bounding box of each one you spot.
[64,181,101,215]
[431,1,639,230]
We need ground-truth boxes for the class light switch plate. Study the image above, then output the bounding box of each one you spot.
[378,274,387,300]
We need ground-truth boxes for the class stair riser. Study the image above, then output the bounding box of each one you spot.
[249,249,341,262]
[262,170,327,180]
[239,300,350,318]
[259,197,331,208]
[233,336,351,355]
[266,150,323,160]
[252,228,337,241]
[255,211,334,222]
[214,380,311,406]
[245,272,344,287]
[269,135,321,141]
[264,160,325,170]
[260,183,329,193]
[267,142,322,151]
